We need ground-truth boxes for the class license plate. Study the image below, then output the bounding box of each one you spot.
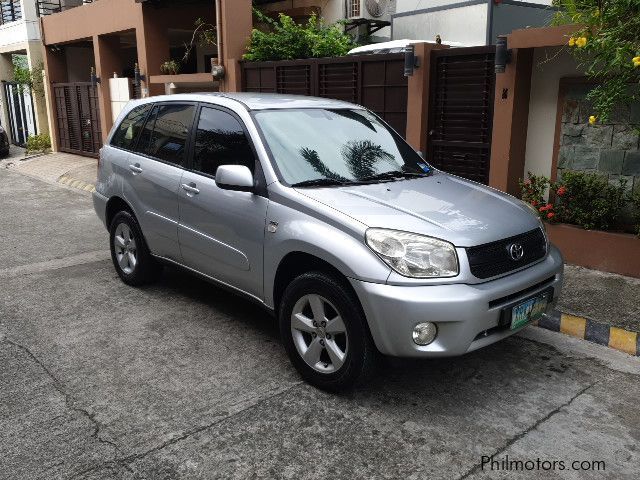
[510,291,550,330]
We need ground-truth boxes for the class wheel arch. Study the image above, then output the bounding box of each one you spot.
[105,196,134,228]
[272,251,360,316]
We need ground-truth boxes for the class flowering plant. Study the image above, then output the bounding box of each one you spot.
[553,0,640,123]
[520,171,632,231]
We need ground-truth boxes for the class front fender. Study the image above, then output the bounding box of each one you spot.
[263,203,391,308]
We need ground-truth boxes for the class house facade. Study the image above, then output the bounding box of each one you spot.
[0,0,49,146]
[39,0,252,156]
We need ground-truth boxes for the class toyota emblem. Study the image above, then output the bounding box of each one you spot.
[508,243,524,261]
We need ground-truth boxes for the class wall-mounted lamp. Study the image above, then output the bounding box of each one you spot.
[211,58,225,81]
[495,36,512,74]
[404,44,419,77]
[134,63,146,87]
[90,67,101,87]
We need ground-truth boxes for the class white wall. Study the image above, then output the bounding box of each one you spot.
[524,47,581,178]
[392,4,488,45]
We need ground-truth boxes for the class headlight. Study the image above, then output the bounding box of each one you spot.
[365,228,459,278]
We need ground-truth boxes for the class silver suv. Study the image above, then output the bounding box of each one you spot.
[93,93,563,390]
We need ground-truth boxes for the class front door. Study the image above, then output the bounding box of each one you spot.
[122,102,196,261]
[178,105,268,299]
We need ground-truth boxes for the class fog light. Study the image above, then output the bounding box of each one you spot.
[412,322,437,346]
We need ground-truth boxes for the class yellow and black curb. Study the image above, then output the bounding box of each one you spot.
[536,310,639,356]
[57,174,96,193]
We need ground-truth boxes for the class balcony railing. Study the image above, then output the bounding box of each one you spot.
[0,1,22,25]
[36,0,95,17]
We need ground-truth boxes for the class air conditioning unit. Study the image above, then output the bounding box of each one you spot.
[347,0,396,22]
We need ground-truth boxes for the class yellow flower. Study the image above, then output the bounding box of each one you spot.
[568,37,576,47]
[633,56,640,67]
[588,115,597,125]
[576,37,587,48]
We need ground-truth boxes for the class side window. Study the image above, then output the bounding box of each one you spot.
[110,104,152,151]
[135,104,195,167]
[193,107,255,177]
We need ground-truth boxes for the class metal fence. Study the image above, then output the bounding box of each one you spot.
[0,0,22,24]
[241,53,408,136]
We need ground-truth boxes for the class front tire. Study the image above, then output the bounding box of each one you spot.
[109,210,160,286]
[279,271,377,391]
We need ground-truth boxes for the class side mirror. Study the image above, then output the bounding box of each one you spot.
[215,165,254,192]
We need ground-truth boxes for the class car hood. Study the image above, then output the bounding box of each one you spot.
[295,171,541,247]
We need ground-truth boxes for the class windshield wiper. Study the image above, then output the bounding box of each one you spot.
[291,178,350,188]
[359,170,429,182]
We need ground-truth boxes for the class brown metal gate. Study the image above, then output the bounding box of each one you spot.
[428,47,495,184]
[53,82,102,157]
[242,54,408,136]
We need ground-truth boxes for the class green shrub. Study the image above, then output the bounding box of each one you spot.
[243,12,355,61]
[554,171,628,231]
[520,170,634,231]
[26,134,51,154]
[631,189,640,236]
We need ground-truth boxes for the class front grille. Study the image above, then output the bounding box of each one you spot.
[466,228,547,279]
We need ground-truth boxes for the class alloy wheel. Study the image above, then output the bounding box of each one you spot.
[290,294,348,373]
[113,223,138,275]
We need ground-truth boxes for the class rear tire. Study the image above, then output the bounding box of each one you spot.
[279,271,378,391]
[109,210,161,286]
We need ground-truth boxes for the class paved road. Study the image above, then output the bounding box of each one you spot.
[1,166,639,480]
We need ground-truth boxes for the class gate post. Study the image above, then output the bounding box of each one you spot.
[405,43,444,155]
[94,34,124,143]
[489,47,533,195]
[42,46,69,153]
[0,53,13,143]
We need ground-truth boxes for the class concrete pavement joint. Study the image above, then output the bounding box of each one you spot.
[1,337,125,463]
[0,250,110,278]
[455,382,597,480]
[118,381,304,466]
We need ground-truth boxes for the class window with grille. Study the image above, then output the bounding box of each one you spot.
[348,0,360,17]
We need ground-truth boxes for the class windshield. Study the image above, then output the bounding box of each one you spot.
[253,109,430,186]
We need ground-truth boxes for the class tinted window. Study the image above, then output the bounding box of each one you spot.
[135,104,195,166]
[193,107,255,177]
[111,104,151,151]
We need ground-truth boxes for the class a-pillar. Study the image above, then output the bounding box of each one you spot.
[94,34,125,143]
[218,0,252,92]
[0,52,14,143]
[488,47,533,195]
[42,45,68,152]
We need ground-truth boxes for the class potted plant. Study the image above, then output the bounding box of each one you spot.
[160,60,181,76]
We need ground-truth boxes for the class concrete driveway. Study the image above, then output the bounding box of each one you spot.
[0,166,639,480]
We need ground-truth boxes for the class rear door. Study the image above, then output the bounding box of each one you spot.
[122,102,196,261]
[178,105,268,299]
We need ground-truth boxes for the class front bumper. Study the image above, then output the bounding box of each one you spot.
[350,245,564,357]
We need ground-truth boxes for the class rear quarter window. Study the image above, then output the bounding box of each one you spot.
[111,104,152,151]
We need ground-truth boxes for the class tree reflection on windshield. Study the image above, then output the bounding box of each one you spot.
[299,147,346,181]
[342,140,396,179]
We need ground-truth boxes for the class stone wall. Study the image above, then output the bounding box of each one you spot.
[558,83,640,197]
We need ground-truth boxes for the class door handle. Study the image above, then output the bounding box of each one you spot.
[129,163,142,174]
[181,182,200,195]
